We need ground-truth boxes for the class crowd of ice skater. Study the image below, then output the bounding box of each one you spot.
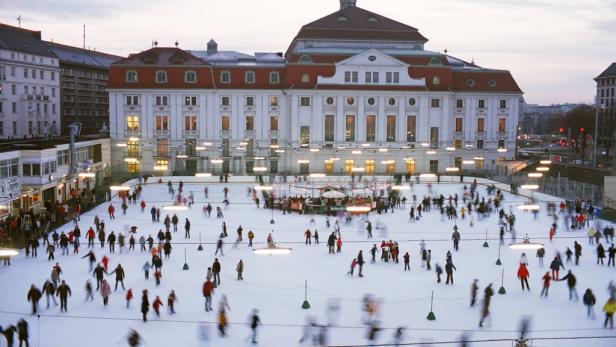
[1,177,616,347]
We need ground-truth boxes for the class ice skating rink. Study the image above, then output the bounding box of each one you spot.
[1,178,615,346]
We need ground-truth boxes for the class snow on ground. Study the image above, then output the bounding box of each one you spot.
[1,178,615,347]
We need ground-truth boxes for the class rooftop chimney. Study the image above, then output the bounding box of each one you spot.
[340,0,357,9]
[207,39,218,55]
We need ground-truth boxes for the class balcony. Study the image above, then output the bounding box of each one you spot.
[476,131,486,138]
[126,128,141,137]
[153,129,169,137]
[183,130,199,138]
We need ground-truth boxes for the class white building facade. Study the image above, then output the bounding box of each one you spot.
[0,24,60,139]
[108,1,523,176]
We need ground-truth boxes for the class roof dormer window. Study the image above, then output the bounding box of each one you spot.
[126,70,138,83]
[245,71,256,84]
[155,70,167,83]
[184,70,197,83]
[428,57,442,66]
[367,16,378,22]
[337,15,348,22]
[298,55,313,64]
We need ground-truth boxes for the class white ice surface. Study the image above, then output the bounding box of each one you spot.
[1,179,615,347]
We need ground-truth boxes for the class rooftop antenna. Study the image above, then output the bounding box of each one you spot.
[83,24,86,50]
[17,15,22,28]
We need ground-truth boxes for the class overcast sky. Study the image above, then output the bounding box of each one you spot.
[1,0,614,105]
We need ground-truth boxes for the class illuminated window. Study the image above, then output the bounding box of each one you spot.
[406,160,416,175]
[366,115,376,142]
[345,160,354,175]
[155,114,168,131]
[477,118,485,132]
[221,115,230,131]
[406,116,416,143]
[324,160,334,174]
[270,115,278,131]
[386,115,396,142]
[345,115,355,142]
[127,140,139,156]
[127,162,140,173]
[455,118,463,132]
[498,118,506,132]
[324,115,335,142]
[365,160,375,174]
[246,115,254,131]
[126,114,139,130]
[184,114,197,131]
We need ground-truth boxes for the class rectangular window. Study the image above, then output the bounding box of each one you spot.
[386,72,392,84]
[155,95,168,106]
[498,118,506,132]
[157,138,169,156]
[28,121,33,135]
[373,72,379,83]
[127,162,139,173]
[12,121,17,135]
[11,85,16,95]
[456,99,464,108]
[455,118,463,132]
[245,115,254,131]
[246,96,254,106]
[32,163,41,176]
[430,127,439,148]
[220,71,230,83]
[127,140,139,156]
[406,115,416,143]
[221,115,230,131]
[477,118,485,132]
[393,72,399,83]
[270,116,278,131]
[365,160,375,174]
[345,160,354,175]
[324,160,334,174]
[24,68,28,78]
[0,121,3,136]
[184,96,197,106]
[366,115,376,142]
[498,139,505,148]
[476,140,484,149]
[126,95,139,106]
[478,99,485,108]
[345,115,355,142]
[126,114,139,130]
[454,139,462,150]
[386,115,396,142]
[12,103,17,113]
[324,115,335,142]
[431,99,440,108]
[221,96,230,106]
[269,71,280,84]
[269,96,279,106]
[386,72,399,84]
[345,71,351,83]
[300,126,310,146]
[429,160,438,174]
[406,160,416,175]
[300,97,311,107]
[352,71,358,83]
[51,71,55,81]
[499,99,507,109]
[184,115,197,131]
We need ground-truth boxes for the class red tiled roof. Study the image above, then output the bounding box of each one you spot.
[113,47,207,66]
[451,70,522,93]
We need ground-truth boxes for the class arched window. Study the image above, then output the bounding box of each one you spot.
[185,70,197,83]
[126,70,138,83]
[155,70,167,83]
[298,55,313,64]
[428,57,442,66]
